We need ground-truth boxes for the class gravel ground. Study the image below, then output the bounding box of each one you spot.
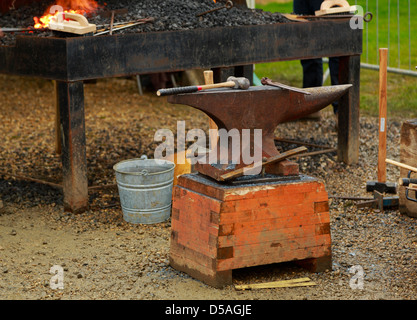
[0,73,417,300]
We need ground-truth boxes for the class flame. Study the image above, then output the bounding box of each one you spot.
[34,0,100,29]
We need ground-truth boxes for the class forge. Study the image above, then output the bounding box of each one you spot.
[0,0,362,213]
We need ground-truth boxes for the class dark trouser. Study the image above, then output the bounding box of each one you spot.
[293,0,340,114]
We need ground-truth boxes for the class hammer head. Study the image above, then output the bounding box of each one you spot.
[366,181,398,194]
[227,76,250,90]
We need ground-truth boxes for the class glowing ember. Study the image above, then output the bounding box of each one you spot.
[34,0,100,29]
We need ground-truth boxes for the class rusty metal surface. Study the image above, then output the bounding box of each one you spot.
[57,81,88,213]
[168,84,351,181]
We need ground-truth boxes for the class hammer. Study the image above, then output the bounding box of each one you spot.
[156,76,250,96]
[366,48,397,194]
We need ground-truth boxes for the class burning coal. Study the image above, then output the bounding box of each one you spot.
[33,0,101,29]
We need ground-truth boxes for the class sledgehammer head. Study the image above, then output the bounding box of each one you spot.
[227,76,250,90]
[366,181,398,194]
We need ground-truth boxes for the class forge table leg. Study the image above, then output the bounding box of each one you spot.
[57,81,88,213]
[53,81,62,155]
[337,55,360,165]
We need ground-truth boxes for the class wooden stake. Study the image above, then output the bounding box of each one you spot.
[204,70,219,150]
[109,10,115,35]
[378,48,388,183]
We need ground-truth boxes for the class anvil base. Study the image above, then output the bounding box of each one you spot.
[169,173,332,288]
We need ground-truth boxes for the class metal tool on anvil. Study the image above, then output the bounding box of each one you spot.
[0,27,39,32]
[157,76,250,96]
[166,82,352,181]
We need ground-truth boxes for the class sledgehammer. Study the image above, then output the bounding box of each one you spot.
[156,76,250,96]
[366,48,397,194]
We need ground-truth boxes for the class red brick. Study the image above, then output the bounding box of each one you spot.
[170,174,332,287]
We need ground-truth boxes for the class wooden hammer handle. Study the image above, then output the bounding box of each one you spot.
[378,48,388,183]
[157,81,235,96]
[386,159,417,173]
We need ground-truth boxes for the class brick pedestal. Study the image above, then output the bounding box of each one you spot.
[169,174,332,288]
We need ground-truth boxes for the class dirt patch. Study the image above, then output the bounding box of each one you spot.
[0,74,416,300]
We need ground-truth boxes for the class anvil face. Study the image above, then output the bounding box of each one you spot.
[168,84,351,181]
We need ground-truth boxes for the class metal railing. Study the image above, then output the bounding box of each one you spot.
[354,0,417,76]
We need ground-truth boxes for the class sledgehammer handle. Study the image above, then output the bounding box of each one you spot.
[157,81,236,96]
[378,48,388,183]
[386,159,417,173]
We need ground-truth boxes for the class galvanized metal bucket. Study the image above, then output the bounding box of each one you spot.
[113,157,175,224]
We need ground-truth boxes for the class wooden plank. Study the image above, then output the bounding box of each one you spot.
[235,277,315,290]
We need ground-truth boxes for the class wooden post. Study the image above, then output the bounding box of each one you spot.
[204,70,219,150]
[57,81,88,213]
[337,55,360,165]
[378,48,388,183]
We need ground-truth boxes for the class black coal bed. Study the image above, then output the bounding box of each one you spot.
[0,0,362,212]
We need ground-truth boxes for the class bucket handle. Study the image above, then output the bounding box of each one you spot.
[139,169,149,176]
[138,155,149,175]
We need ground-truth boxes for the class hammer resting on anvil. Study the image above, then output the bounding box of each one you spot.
[157,76,250,96]
[163,79,352,181]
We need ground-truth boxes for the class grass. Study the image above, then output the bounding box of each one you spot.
[254,1,417,118]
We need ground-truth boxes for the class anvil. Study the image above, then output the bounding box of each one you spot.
[168,84,352,181]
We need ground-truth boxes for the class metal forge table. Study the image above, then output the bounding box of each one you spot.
[0,19,362,212]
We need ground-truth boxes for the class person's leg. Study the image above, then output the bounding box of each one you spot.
[294,0,324,119]
[308,0,325,13]
[301,59,323,88]
[294,0,324,89]
[293,0,323,15]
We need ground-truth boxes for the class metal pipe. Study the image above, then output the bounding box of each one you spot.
[360,62,417,77]
[0,171,63,190]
